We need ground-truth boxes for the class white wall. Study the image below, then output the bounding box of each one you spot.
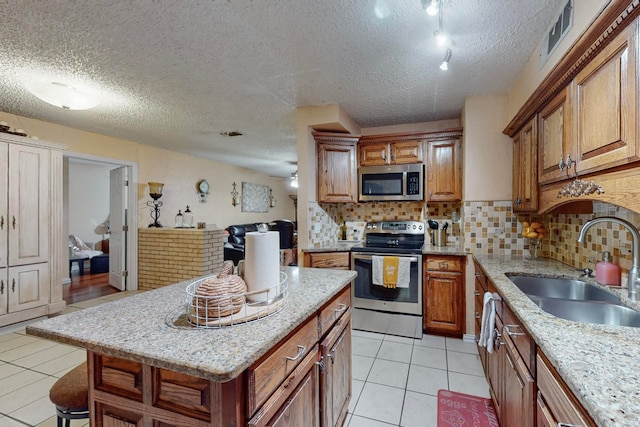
[462,95,513,201]
[507,0,609,120]
[68,160,111,245]
[0,111,295,231]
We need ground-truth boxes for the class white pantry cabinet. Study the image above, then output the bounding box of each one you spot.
[0,133,66,326]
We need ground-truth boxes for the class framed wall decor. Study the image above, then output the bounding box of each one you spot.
[241,182,270,213]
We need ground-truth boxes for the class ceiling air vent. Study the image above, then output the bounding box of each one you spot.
[220,131,243,137]
[539,0,573,67]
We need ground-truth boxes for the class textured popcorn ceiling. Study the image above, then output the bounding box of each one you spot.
[0,0,560,177]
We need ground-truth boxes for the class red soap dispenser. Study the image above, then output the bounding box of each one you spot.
[595,251,621,287]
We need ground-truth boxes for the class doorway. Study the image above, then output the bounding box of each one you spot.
[63,152,138,304]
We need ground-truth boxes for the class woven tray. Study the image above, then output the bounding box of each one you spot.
[185,271,288,328]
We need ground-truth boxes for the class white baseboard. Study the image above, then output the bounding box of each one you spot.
[463,333,476,344]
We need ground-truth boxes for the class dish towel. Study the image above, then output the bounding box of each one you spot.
[372,256,411,288]
[478,292,496,353]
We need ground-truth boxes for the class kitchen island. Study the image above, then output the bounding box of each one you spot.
[475,255,640,427]
[27,266,356,427]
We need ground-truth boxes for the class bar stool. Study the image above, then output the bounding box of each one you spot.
[49,362,89,427]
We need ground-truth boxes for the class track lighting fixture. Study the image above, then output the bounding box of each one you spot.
[440,48,452,70]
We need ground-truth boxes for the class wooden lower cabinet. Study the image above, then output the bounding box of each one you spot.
[249,346,321,427]
[423,256,465,336]
[536,351,595,427]
[481,271,596,427]
[320,311,351,427]
[303,251,350,270]
[90,285,352,427]
[502,331,535,427]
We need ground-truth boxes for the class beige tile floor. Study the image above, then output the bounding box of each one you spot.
[0,294,489,427]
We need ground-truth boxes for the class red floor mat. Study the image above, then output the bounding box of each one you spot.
[437,390,499,427]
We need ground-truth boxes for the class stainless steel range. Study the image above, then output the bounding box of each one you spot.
[350,221,424,338]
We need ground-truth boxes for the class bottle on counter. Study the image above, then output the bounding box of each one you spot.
[184,205,194,228]
[175,210,184,228]
[595,251,621,286]
[340,221,347,240]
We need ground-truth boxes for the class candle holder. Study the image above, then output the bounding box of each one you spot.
[147,182,164,227]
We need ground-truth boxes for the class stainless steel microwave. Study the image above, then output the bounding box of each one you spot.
[358,163,424,202]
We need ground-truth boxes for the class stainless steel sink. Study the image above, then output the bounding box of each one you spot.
[507,275,620,303]
[507,275,640,327]
[529,297,640,328]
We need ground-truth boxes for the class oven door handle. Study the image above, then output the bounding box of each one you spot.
[352,253,420,263]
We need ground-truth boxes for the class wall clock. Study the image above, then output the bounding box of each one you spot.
[196,179,209,202]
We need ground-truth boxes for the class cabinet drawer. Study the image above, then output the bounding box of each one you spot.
[318,285,351,337]
[246,316,319,417]
[536,352,594,426]
[305,252,350,269]
[425,256,463,272]
[248,345,319,427]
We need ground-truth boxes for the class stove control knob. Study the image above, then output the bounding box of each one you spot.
[419,224,423,230]
[412,224,416,229]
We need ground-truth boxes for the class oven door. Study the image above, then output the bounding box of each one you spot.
[351,251,422,315]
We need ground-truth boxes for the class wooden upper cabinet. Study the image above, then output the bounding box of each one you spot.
[426,136,462,202]
[359,142,389,166]
[314,132,359,203]
[391,140,422,164]
[358,134,423,166]
[513,118,538,212]
[538,86,572,185]
[573,20,638,175]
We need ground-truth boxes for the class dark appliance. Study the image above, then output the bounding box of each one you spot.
[351,220,424,338]
[358,164,424,202]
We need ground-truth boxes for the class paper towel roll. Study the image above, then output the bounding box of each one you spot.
[244,231,280,301]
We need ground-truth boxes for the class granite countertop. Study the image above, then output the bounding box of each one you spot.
[302,241,359,252]
[304,242,467,256]
[422,244,467,256]
[26,267,356,382]
[474,255,640,427]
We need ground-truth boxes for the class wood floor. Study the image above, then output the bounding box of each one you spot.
[64,269,120,304]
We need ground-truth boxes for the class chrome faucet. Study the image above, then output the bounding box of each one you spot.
[577,216,640,301]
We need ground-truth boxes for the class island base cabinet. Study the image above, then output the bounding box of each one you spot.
[248,346,320,427]
[320,311,351,427]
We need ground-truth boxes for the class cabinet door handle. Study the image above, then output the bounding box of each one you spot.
[474,290,480,296]
[504,324,525,336]
[381,149,386,161]
[12,278,15,292]
[439,262,448,269]
[475,311,480,319]
[493,329,504,348]
[334,303,347,314]
[12,216,16,229]
[326,259,334,265]
[514,197,521,206]
[286,345,306,361]
[328,350,336,364]
[0,279,4,294]
[0,215,3,229]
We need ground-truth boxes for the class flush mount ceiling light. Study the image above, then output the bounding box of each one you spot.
[24,81,99,110]
[422,0,439,16]
[440,48,452,70]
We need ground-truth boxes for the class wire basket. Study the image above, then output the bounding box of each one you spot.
[185,271,288,328]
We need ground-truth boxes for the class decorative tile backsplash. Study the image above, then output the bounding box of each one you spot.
[308,201,463,248]
[309,198,637,285]
[463,200,638,286]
